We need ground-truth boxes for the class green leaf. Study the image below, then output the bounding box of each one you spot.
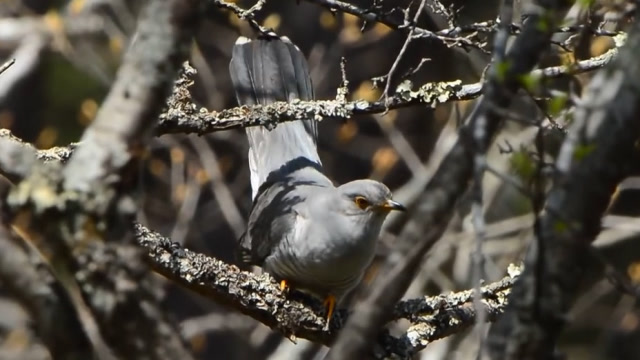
[518,73,540,93]
[511,150,536,182]
[494,60,511,82]
[554,220,568,234]
[536,16,550,33]
[548,94,568,116]
[573,144,596,161]
[577,0,595,8]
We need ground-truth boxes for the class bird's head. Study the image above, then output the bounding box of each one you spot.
[336,180,405,220]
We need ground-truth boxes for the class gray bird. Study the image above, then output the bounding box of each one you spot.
[230,36,405,328]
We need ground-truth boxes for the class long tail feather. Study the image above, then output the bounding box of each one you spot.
[229,36,321,200]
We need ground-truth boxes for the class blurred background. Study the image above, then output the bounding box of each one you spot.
[0,0,639,359]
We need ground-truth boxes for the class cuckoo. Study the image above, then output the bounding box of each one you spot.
[230,36,405,329]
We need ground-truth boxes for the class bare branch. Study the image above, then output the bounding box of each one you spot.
[0,58,15,75]
[2,0,203,358]
[381,0,428,104]
[0,34,47,103]
[326,0,564,358]
[301,0,485,50]
[210,0,271,35]
[0,223,93,359]
[488,4,640,359]
[470,0,515,353]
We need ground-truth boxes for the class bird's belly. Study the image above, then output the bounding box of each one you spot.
[265,234,376,298]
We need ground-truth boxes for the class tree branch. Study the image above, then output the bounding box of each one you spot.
[0,223,93,360]
[325,0,564,358]
[389,265,521,357]
[487,5,640,359]
[0,129,519,359]
[0,3,627,358]
[1,0,202,358]
[156,41,622,136]
[137,222,520,359]
[300,0,486,50]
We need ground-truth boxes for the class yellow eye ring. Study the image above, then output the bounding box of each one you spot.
[354,196,369,210]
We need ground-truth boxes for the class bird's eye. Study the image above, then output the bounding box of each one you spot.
[354,196,369,210]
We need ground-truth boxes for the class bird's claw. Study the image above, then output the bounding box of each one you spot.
[322,295,336,331]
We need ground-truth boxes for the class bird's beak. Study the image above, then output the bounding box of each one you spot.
[380,199,406,212]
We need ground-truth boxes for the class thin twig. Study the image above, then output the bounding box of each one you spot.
[381,0,428,107]
[470,1,514,355]
[0,58,15,75]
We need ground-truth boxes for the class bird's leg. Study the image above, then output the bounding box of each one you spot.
[322,295,336,331]
[279,279,289,294]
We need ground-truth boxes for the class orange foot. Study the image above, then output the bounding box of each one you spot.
[322,294,337,331]
[280,279,289,293]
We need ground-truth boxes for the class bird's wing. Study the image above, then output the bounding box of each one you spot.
[237,170,330,265]
[229,36,321,200]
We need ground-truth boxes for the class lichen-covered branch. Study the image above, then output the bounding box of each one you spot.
[156,43,621,136]
[390,265,521,357]
[0,40,623,157]
[136,222,519,359]
[156,64,469,135]
[135,223,335,343]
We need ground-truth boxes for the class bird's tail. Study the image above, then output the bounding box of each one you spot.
[230,36,321,200]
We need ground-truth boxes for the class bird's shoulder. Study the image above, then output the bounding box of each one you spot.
[238,175,327,265]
